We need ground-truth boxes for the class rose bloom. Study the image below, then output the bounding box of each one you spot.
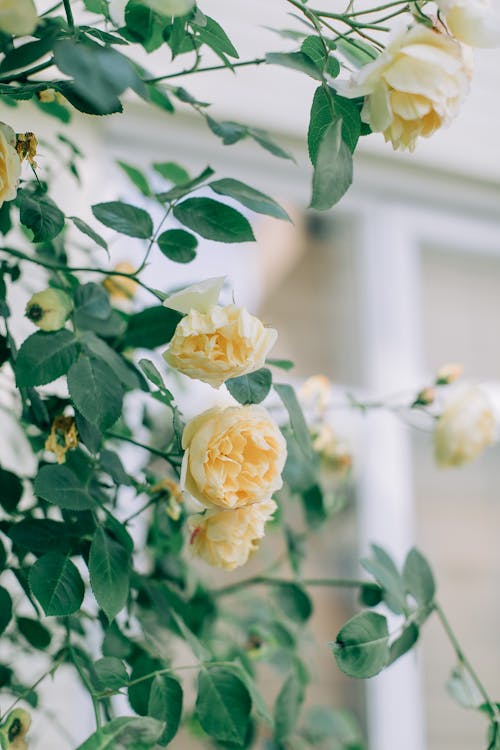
[339,25,473,151]
[0,0,38,36]
[0,708,31,750]
[188,499,277,570]
[164,304,277,388]
[434,386,496,467]
[181,405,287,509]
[436,0,500,48]
[0,123,21,208]
[25,288,73,331]
[102,261,138,301]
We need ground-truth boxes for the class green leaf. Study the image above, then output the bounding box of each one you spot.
[75,283,112,321]
[0,586,12,636]
[308,86,334,166]
[447,664,483,709]
[301,36,327,71]
[333,95,362,153]
[15,330,80,387]
[209,178,291,221]
[94,657,129,691]
[266,358,294,371]
[403,548,436,609]
[34,465,94,510]
[388,622,419,665]
[9,519,74,555]
[17,617,51,650]
[76,717,164,750]
[310,119,353,210]
[157,229,198,264]
[0,38,55,74]
[226,368,272,405]
[89,527,130,621]
[128,653,163,715]
[100,450,131,486]
[332,611,390,678]
[301,706,363,746]
[196,668,252,746]
[274,671,304,742]
[266,51,322,80]
[70,217,109,251]
[80,332,141,390]
[173,198,255,243]
[117,161,151,196]
[361,545,407,615]
[19,191,65,242]
[92,201,153,239]
[0,467,23,512]
[138,0,194,16]
[274,383,314,460]
[195,15,238,59]
[138,358,166,390]
[123,306,182,349]
[273,582,313,623]
[29,552,85,616]
[336,37,378,67]
[68,355,124,430]
[153,162,190,184]
[148,675,183,746]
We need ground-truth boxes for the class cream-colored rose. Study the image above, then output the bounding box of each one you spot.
[339,25,473,151]
[164,305,277,388]
[188,499,277,570]
[0,123,21,208]
[0,0,38,36]
[181,405,287,509]
[436,362,463,384]
[164,276,226,315]
[434,386,496,467]
[0,708,31,750]
[436,0,500,48]
[102,262,138,301]
[25,288,73,331]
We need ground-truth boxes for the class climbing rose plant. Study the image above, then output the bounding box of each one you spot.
[0,0,499,748]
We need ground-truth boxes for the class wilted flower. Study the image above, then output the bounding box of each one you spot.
[45,416,78,464]
[339,25,473,151]
[436,362,464,385]
[181,405,287,509]
[102,262,138,301]
[15,132,38,168]
[434,386,496,467]
[299,374,332,416]
[0,0,38,36]
[0,122,21,208]
[188,499,277,570]
[164,304,277,388]
[0,708,31,750]
[25,288,73,331]
[436,0,500,47]
[312,423,352,472]
[151,477,183,520]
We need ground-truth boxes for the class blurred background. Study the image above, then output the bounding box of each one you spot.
[2,0,500,748]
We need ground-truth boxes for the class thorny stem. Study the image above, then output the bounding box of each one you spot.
[434,602,500,722]
[1,247,164,301]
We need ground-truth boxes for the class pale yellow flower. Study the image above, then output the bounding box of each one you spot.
[188,499,277,570]
[181,405,287,509]
[0,709,31,750]
[45,416,78,464]
[102,262,138,301]
[339,25,473,151]
[299,374,332,416]
[0,123,21,208]
[434,386,496,467]
[163,276,225,315]
[312,423,352,472]
[436,0,500,48]
[164,305,277,388]
[436,362,464,385]
[0,0,37,36]
[151,477,183,520]
[25,288,73,331]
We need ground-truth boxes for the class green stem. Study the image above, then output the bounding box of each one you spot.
[434,602,499,720]
[62,0,75,30]
[1,651,67,720]
[213,575,378,598]
[68,645,101,730]
[136,204,173,274]
[0,58,55,84]
[145,57,266,84]
[113,660,237,694]
[1,247,164,301]
[106,431,182,465]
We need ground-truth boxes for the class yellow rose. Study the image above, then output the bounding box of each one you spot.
[0,0,38,36]
[436,362,463,385]
[102,262,138,301]
[434,386,496,467]
[188,499,277,570]
[339,25,473,151]
[436,0,500,48]
[25,288,73,331]
[181,405,287,509]
[164,305,277,388]
[0,709,31,750]
[0,123,21,208]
